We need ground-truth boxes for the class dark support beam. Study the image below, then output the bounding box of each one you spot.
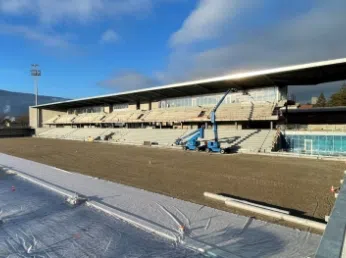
[264,75,276,85]
[132,93,151,101]
[151,91,169,98]
[226,80,245,90]
[195,84,212,94]
[167,87,187,96]
[113,95,137,102]
[103,101,121,105]
[87,100,108,105]
[318,67,331,83]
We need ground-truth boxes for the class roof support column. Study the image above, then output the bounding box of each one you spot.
[37,108,40,128]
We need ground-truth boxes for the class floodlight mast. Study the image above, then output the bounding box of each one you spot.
[31,64,41,127]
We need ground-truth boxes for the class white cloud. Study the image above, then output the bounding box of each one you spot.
[0,23,72,48]
[0,0,30,13]
[100,29,119,44]
[98,70,158,91]
[0,0,153,25]
[169,0,247,47]
[161,0,346,102]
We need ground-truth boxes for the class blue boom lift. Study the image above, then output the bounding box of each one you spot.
[175,127,205,151]
[175,88,236,153]
[206,88,232,154]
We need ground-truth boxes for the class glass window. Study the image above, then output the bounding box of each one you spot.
[159,86,278,109]
[113,103,128,110]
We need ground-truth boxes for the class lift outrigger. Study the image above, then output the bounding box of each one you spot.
[175,127,205,151]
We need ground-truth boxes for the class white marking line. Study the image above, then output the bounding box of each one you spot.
[103,236,112,255]
[11,170,75,199]
[156,203,181,230]
[51,167,72,174]
[87,202,177,242]
[204,218,211,231]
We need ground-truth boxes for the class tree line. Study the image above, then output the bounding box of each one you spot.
[314,84,346,107]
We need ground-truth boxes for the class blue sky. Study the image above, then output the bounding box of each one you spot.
[0,0,346,103]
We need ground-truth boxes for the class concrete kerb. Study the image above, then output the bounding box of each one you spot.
[204,192,326,232]
[204,192,290,214]
[251,151,346,162]
[224,200,326,231]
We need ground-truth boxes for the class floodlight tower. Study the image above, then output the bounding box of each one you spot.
[31,64,41,106]
[31,64,41,127]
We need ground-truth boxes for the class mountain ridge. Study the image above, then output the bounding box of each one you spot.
[0,89,67,117]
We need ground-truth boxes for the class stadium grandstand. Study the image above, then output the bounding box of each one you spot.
[30,58,346,155]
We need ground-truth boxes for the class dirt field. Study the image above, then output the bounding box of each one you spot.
[0,137,343,228]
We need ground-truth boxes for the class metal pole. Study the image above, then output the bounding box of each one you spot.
[36,77,39,127]
[31,64,41,128]
[35,76,38,106]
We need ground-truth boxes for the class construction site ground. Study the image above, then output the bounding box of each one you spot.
[0,137,343,229]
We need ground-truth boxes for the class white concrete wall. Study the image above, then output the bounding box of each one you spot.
[307,124,346,131]
[286,124,346,132]
[151,101,159,109]
[29,107,65,128]
[128,104,137,110]
[218,124,237,130]
[140,103,150,110]
[104,106,111,113]
[29,107,38,128]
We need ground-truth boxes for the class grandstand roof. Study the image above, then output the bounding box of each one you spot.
[283,106,346,113]
[33,57,346,110]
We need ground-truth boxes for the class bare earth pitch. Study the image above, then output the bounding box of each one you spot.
[0,137,343,224]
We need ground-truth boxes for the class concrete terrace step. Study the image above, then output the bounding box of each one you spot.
[37,128,274,153]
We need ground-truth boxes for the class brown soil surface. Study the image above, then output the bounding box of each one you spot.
[0,137,343,231]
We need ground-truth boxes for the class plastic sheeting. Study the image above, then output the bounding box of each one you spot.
[0,173,202,257]
[0,153,321,257]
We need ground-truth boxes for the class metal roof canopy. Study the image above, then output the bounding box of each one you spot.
[33,57,346,110]
[282,106,346,113]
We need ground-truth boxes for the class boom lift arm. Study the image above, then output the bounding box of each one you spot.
[175,127,205,150]
[175,128,204,145]
[175,87,237,153]
[207,88,237,153]
[210,88,232,143]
